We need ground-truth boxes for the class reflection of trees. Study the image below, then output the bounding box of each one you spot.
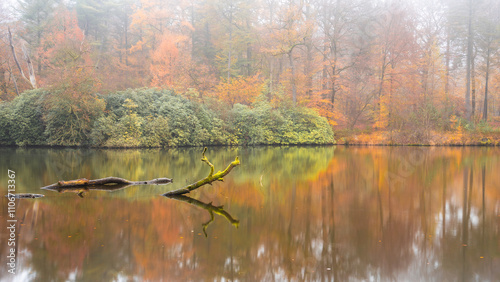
[1,147,500,281]
[166,195,239,237]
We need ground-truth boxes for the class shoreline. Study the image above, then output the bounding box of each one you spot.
[1,142,499,149]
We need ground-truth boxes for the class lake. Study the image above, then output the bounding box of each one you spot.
[1,146,499,281]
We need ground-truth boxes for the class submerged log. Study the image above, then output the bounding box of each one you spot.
[162,147,240,196]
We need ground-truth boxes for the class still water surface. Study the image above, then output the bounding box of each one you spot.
[0,146,499,281]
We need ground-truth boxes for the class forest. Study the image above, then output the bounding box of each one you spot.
[1,0,500,146]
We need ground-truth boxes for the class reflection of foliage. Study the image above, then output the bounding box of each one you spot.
[167,195,239,237]
[1,147,500,281]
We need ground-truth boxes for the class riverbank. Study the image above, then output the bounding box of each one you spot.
[337,130,500,146]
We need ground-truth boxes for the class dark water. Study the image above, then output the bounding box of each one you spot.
[0,146,499,281]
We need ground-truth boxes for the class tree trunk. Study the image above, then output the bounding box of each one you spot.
[322,30,328,97]
[471,52,476,119]
[331,63,337,108]
[482,47,490,121]
[7,61,20,96]
[445,35,450,116]
[305,42,313,99]
[227,3,233,81]
[465,0,473,121]
[289,52,297,105]
[8,27,37,89]
[22,44,37,89]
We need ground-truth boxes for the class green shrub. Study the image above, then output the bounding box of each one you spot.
[1,88,335,147]
[230,99,335,145]
[8,90,47,146]
[43,92,105,146]
[141,116,170,147]
[0,103,13,145]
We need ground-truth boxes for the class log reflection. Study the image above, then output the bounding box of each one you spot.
[41,177,172,198]
[165,194,239,237]
[42,183,137,198]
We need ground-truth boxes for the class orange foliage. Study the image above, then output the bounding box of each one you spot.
[150,32,190,88]
[210,75,264,106]
[37,8,92,88]
[0,0,497,135]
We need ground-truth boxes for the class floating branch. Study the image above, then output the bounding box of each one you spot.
[41,177,172,198]
[162,147,240,196]
[166,194,239,237]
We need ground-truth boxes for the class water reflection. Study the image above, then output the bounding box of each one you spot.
[42,183,135,198]
[41,177,172,198]
[166,195,239,237]
[0,146,499,281]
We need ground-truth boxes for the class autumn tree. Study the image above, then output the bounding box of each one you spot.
[210,74,263,106]
[264,0,314,105]
[38,7,104,145]
[476,0,500,121]
[17,0,59,75]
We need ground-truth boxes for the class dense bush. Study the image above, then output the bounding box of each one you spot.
[92,89,237,147]
[43,91,106,146]
[0,88,335,147]
[0,103,13,145]
[230,99,335,145]
[1,90,47,146]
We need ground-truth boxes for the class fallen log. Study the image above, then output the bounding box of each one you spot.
[162,147,240,196]
[41,177,172,198]
[41,176,172,191]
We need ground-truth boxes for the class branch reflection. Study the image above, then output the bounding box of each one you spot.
[165,194,239,237]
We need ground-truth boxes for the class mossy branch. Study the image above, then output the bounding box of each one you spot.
[162,147,240,196]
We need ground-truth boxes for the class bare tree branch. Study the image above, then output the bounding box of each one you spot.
[8,27,37,89]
